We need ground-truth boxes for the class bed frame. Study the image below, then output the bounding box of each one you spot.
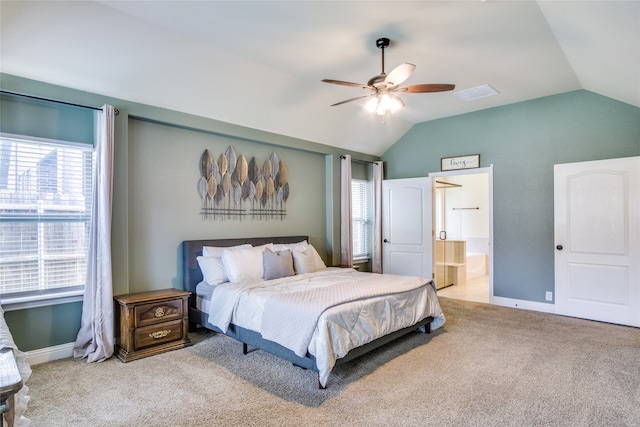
[181,236,433,388]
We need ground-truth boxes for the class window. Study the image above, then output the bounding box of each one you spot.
[0,134,94,303]
[351,179,371,260]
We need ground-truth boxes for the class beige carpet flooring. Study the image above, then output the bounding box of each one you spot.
[24,297,640,426]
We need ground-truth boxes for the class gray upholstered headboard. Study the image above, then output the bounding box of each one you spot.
[181,236,309,295]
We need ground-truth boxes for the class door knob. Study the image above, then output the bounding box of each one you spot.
[556,245,563,250]
[383,239,389,243]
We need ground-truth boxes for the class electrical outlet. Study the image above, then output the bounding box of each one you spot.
[545,291,553,301]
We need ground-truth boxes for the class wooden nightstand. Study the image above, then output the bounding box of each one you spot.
[114,288,191,362]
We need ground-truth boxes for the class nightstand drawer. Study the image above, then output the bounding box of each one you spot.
[135,299,183,328]
[135,320,184,350]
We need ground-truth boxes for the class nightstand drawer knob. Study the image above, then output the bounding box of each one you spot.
[149,330,171,339]
[154,307,165,318]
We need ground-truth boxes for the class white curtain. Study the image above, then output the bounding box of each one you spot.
[74,104,115,362]
[372,161,384,273]
[340,155,353,266]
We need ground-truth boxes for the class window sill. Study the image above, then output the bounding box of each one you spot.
[1,289,84,311]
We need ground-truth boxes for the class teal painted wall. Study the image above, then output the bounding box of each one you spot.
[4,74,637,352]
[3,302,82,351]
[382,90,640,303]
[126,118,326,293]
[1,73,378,352]
[0,92,95,144]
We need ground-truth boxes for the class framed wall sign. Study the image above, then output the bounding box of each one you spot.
[441,154,480,171]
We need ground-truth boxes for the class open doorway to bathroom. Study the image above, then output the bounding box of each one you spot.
[429,167,493,304]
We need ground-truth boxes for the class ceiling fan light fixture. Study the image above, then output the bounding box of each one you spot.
[365,93,404,116]
[365,96,379,113]
[322,37,455,115]
[388,94,404,113]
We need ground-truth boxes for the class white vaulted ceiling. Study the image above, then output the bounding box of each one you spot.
[1,1,638,155]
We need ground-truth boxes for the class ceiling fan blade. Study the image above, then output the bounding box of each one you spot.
[384,63,416,87]
[330,94,374,107]
[321,79,370,90]
[397,84,456,93]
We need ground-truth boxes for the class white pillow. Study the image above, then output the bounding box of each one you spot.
[222,246,266,282]
[197,244,252,284]
[254,243,275,251]
[202,243,251,257]
[308,244,327,271]
[271,240,308,252]
[292,246,318,274]
[196,256,227,285]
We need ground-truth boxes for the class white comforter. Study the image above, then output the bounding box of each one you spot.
[208,268,445,386]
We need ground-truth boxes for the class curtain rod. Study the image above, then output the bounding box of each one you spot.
[1,89,119,116]
[340,155,380,165]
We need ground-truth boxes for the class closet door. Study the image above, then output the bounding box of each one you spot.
[554,156,640,327]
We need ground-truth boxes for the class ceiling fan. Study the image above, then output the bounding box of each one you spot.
[322,37,455,116]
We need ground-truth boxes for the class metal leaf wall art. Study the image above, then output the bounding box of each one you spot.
[198,146,289,220]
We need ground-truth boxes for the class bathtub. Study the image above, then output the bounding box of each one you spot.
[466,253,487,280]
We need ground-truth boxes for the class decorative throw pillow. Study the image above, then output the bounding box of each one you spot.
[263,249,294,280]
[222,246,265,282]
[292,246,318,274]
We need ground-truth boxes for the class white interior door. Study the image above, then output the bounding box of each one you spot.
[382,177,432,279]
[554,157,640,327]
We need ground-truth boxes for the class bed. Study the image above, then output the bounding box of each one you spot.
[182,236,445,388]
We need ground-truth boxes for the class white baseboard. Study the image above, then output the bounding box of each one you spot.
[491,296,556,314]
[26,342,74,365]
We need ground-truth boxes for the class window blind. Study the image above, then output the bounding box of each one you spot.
[0,134,94,298]
[351,179,370,259]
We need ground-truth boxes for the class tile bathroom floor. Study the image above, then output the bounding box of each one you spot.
[437,275,489,304]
